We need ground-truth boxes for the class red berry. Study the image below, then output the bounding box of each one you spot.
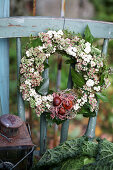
[53,97,61,106]
[63,100,73,110]
[58,107,66,115]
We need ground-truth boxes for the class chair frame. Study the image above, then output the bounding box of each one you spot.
[0,16,113,155]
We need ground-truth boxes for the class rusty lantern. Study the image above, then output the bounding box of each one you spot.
[0,114,34,170]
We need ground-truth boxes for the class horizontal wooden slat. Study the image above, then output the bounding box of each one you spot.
[0,17,113,38]
[64,18,113,39]
[0,17,64,38]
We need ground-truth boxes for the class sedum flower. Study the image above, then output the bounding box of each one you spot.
[84,42,91,54]
[94,86,100,92]
[86,79,95,87]
[73,103,80,111]
[91,60,96,67]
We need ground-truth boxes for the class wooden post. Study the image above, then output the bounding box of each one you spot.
[0,0,10,114]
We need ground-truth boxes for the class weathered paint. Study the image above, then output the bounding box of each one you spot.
[40,113,47,155]
[85,38,109,139]
[0,0,10,114]
[102,39,109,58]
[16,37,25,121]
[0,98,3,116]
[0,17,113,38]
[84,101,99,139]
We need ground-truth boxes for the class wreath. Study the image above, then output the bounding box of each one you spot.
[20,26,111,124]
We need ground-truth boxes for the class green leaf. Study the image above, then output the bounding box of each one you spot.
[65,59,75,64]
[78,104,96,117]
[71,69,85,88]
[96,92,108,102]
[44,62,49,69]
[38,78,49,96]
[99,73,105,85]
[84,25,94,44]
[29,36,43,48]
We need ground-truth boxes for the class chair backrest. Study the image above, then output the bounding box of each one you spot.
[0,16,113,155]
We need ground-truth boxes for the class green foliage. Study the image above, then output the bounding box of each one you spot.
[84,25,94,44]
[83,138,113,170]
[79,103,96,117]
[33,138,113,170]
[33,137,97,170]
[96,92,108,102]
[29,36,43,48]
[38,78,49,96]
[61,156,95,170]
[71,69,85,88]
[90,0,113,22]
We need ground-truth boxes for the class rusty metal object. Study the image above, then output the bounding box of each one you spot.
[0,114,23,137]
[0,121,34,170]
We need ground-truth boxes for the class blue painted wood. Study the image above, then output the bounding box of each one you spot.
[16,37,25,121]
[0,17,113,38]
[0,98,3,116]
[40,60,49,155]
[40,113,47,155]
[85,101,99,139]
[85,39,109,139]
[0,0,10,114]
[102,39,109,58]
[60,64,74,143]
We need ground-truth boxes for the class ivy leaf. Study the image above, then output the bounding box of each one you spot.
[96,92,108,102]
[84,25,94,44]
[71,69,85,88]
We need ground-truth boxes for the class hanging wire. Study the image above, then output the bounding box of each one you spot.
[53,0,66,147]
[61,0,66,18]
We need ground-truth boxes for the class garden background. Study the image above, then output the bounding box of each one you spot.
[9,0,113,148]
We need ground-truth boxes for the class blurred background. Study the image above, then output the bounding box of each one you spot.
[9,0,113,148]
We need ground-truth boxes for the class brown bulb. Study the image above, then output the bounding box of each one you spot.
[63,100,73,110]
[53,97,61,106]
[58,107,66,115]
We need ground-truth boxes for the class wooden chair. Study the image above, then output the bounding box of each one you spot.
[0,16,113,156]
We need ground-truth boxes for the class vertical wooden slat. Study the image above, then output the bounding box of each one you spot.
[0,98,3,116]
[40,60,49,155]
[16,37,25,121]
[85,101,99,139]
[60,64,74,143]
[85,38,109,139]
[40,113,47,155]
[0,0,10,114]
[102,38,109,58]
